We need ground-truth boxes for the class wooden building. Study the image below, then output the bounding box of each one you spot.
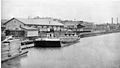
[4,18,64,37]
[4,18,64,30]
[20,26,38,37]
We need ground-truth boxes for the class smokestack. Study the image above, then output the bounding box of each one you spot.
[117,17,118,24]
[111,17,113,24]
[28,16,31,19]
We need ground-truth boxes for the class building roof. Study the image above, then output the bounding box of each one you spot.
[4,18,64,26]
[20,26,37,30]
[1,19,8,27]
[62,21,83,26]
[17,18,64,26]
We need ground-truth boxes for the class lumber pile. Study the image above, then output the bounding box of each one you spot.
[1,39,21,60]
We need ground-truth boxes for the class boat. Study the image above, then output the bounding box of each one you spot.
[34,33,61,47]
[34,32,80,47]
[60,32,80,44]
[21,39,33,45]
[21,43,34,50]
[21,39,34,50]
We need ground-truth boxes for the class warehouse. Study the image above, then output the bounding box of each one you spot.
[4,18,64,37]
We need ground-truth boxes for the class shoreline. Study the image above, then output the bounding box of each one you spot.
[80,30,120,38]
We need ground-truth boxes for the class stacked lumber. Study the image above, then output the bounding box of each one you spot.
[1,39,21,60]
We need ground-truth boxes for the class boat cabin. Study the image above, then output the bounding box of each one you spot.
[63,32,78,37]
[46,33,56,38]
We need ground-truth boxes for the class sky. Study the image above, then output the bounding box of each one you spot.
[1,0,120,24]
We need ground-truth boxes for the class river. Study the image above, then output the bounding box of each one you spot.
[2,33,120,68]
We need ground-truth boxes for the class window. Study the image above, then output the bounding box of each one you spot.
[16,28,19,30]
[43,26,47,28]
[14,20,16,23]
[28,25,31,27]
[38,26,42,28]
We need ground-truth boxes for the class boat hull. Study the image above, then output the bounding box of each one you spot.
[34,40,61,47]
[61,39,80,44]
[60,36,80,44]
[21,41,33,45]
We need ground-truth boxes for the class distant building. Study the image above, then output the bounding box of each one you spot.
[94,23,120,32]
[61,20,95,32]
[62,20,82,29]
[94,24,110,32]
[108,24,119,30]
[81,22,95,32]
[117,23,120,30]
[61,20,84,31]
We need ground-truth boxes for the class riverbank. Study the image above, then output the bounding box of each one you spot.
[80,30,120,38]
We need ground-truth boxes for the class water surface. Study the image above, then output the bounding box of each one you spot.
[2,33,120,68]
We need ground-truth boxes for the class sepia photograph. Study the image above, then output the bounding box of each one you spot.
[1,0,120,68]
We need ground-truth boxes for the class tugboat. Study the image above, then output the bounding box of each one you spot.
[34,33,61,47]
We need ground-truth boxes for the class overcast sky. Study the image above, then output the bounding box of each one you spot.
[1,0,120,24]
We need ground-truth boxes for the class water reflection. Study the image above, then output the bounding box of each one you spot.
[2,57,21,68]
[2,33,120,68]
